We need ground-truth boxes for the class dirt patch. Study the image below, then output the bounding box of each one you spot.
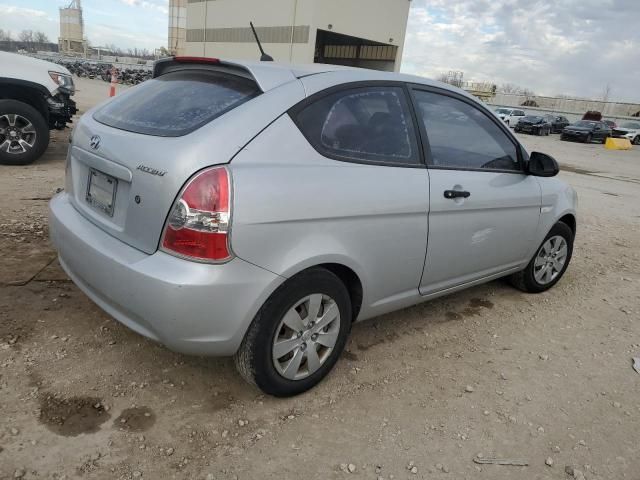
[343,350,359,361]
[209,393,236,412]
[357,331,398,350]
[468,298,494,309]
[444,311,462,321]
[114,406,156,432]
[39,395,109,436]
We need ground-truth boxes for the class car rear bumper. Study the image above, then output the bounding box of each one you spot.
[49,193,283,356]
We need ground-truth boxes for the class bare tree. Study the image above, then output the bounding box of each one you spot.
[498,83,524,94]
[18,29,34,43]
[34,31,49,44]
[436,71,464,88]
[0,29,13,41]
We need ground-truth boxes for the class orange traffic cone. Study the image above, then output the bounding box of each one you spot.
[109,67,118,97]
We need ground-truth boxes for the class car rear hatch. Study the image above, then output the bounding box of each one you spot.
[65,58,304,254]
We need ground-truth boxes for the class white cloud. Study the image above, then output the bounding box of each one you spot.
[0,4,47,17]
[118,0,168,15]
[0,4,57,41]
[401,0,640,102]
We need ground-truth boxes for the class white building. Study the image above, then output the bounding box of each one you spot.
[184,0,411,71]
[168,0,187,56]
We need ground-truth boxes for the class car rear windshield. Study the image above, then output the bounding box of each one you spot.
[575,121,597,127]
[522,116,542,122]
[93,70,260,136]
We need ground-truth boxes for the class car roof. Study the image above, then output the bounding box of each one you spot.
[220,59,474,99]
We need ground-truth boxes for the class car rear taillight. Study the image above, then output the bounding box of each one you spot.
[161,166,232,262]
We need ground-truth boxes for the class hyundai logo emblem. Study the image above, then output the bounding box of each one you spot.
[90,135,101,150]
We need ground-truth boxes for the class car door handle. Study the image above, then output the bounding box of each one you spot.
[444,190,471,199]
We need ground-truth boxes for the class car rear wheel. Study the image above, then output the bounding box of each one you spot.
[0,100,50,166]
[509,221,574,293]
[235,267,352,397]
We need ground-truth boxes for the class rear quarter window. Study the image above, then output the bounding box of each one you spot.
[291,86,420,166]
[93,70,260,137]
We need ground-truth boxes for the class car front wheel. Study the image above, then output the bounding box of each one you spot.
[509,221,574,293]
[235,267,352,397]
[0,100,50,165]
[633,136,640,145]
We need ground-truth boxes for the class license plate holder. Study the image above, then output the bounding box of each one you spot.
[86,168,117,217]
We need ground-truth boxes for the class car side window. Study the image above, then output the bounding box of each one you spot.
[293,86,420,166]
[413,90,520,172]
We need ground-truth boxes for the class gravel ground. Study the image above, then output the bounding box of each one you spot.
[1,78,639,480]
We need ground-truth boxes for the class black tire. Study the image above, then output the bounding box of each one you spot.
[235,267,352,397]
[601,135,608,144]
[585,134,592,143]
[0,100,49,166]
[633,136,640,146]
[509,221,574,293]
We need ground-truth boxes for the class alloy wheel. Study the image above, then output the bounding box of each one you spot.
[272,293,341,381]
[533,235,568,285]
[0,114,37,155]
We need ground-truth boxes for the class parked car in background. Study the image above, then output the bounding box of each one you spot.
[612,121,640,145]
[543,114,570,133]
[49,58,577,396]
[495,108,526,127]
[603,120,617,130]
[561,120,611,143]
[0,51,77,165]
[515,115,552,135]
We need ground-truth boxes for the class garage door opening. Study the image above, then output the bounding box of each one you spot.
[314,29,399,72]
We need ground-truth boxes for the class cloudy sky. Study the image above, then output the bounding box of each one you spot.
[402,0,640,102]
[1,0,638,102]
[0,0,168,52]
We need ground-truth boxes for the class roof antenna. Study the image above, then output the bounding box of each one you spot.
[250,21,274,62]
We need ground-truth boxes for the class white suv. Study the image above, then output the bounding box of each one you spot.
[0,51,77,165]
[495,108,526,127]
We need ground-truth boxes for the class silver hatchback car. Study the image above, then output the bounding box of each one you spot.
[49,57,577,396]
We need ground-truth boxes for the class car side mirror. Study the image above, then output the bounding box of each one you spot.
[528,152,559,177]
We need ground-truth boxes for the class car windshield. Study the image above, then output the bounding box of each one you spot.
[574,121,597,127]
[522,116,542,122]
[495,108,512,114]
[620,122,640,129]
